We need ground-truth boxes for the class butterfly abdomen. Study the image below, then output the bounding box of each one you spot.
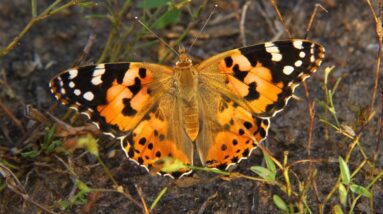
[182,99,199,141]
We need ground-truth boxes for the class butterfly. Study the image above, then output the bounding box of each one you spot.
[49,39,325,178]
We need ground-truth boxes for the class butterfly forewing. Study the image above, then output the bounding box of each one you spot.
[198,39,325,117]
[50,62,171,136]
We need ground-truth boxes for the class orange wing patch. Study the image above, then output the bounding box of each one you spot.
[213,40,325,117]
[204,97,269,170]
[120,108,192,177]
[96,80,151,131]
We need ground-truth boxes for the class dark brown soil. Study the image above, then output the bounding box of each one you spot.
[1,0,382,213]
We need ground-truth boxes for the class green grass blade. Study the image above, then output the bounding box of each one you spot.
[273,195,288,212]
[350,184,372,198]
[339,156,351,185]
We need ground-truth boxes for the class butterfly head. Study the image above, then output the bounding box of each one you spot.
[176,45,192,68]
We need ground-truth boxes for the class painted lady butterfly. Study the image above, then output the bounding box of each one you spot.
[50,40,325,178]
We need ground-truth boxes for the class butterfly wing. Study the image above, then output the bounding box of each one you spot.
[197,39,325,117]
[196,90,269,170]
[50,62,193,177]
[120,93,194,178]
[196,39,325,169]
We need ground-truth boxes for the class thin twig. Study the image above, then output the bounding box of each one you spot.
[240,1,251,46]
[72,33,96,67]
[304,4,328,39]
[269,0,292,38]
[198,192,218,214]
[136,185,149,214]
[366,0,383,168]
[366,0,383,113]
[0,163,57,214]
[373,91,383,163]
[0,101,25,133]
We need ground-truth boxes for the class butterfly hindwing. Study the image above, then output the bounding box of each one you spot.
[198,39,325,117]
[120,95,194,178]
[197,94,269,170]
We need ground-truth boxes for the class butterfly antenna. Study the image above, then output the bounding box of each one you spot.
[188,4,218,53]
[135,16,179,56]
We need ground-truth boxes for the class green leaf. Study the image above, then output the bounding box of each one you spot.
[263,152,276,174]
[46,140,62,153]
[332,204,344,214]
[21,150,41,158]
[251,166,275,182]
[338,183,348,206]
[76,180,91,192]
[153,9,181,29]
[350,184,372,198]
[43,125,56,149]
[58,199,71,210]
[273,195,288,212]
[78,1,98,8]
[339,156,351,185]
[138,0,170,9]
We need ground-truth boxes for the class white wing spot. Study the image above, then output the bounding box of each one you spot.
[69,81,75,88]
[81,111,91,119]
[283,66,294,75]
[293,40,303,49]
[91,65,105,85]
[265,42,282,62]
[83,91,94,101]
[74,89,81,96]
[57,77,63,86]
[60,88,66,94]
[299,51,306,58]
[68,69,78,79]
[272,53,282,62]
[94,64,106,76]
[294,60,303,67]
[310,55,315,62]
[91,76,103,85]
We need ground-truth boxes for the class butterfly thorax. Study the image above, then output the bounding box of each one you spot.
[174,50,199,141]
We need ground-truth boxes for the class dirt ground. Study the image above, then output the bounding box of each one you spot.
[1,0,382,213]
